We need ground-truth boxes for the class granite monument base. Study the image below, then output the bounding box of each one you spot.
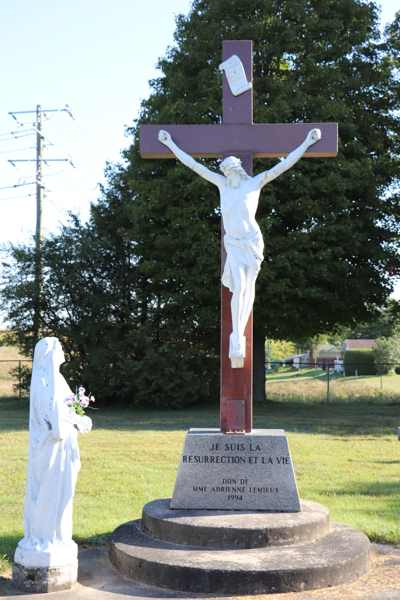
[170,428,300,510]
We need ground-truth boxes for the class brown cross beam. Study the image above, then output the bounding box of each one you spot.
[140,40,338,434]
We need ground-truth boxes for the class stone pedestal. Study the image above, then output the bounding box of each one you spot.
[110,430,371,594]
[110,498,371,595]
[12,560,78,593]
[170,428,300,510]
[12,545,78,593]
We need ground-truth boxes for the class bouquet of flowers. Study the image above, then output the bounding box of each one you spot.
[64,386,96,417]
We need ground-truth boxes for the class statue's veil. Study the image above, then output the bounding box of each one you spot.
[29,338,66,443]
[31,337,63,410]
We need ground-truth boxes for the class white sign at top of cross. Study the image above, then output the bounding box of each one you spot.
[219,54,252,96]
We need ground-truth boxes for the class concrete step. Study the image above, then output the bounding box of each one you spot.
[110,506,371,595]
[141,498,330,549]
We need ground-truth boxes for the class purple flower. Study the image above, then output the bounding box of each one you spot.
[79,386,85,396]
[64,395,76,404]
[80,398,89,408]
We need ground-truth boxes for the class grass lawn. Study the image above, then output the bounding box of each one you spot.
[266,367,400,402]
[1,397,400,576]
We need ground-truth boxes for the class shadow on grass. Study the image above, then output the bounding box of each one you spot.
[1,398,398,438]
[0,534,22,569]
[330,480,400,498]
[266,369,326,383]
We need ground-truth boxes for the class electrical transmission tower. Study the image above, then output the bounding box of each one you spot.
[8,105,70,350]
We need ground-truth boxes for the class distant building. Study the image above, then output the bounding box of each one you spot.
[283,353,309,369]
[283,339,377,370]
[313,343,342,366]
[341,339,377,352]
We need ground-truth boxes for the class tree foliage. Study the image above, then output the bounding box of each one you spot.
[373,327,400,375]
[327,299,400,346]
[266,339,296,361]
[1,0,400,406]
[1,207,219,407]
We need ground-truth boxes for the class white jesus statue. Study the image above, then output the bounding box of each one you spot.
[158,128,321,367]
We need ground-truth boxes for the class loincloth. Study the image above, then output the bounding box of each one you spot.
[221,233,264,293]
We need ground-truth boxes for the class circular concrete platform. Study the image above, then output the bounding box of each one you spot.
[110,498,371,595]
[141,498,330,548]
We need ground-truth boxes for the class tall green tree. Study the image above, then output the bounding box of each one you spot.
[327,299,400,345]
[373,326,400,375]
[1,0,399,406]
[122,0,400,398]
[1,204,219,406]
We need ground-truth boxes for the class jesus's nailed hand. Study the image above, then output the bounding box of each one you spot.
[158,130,172,145]
[306,128,322,146]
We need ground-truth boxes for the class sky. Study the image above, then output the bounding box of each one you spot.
[0,0,399,295]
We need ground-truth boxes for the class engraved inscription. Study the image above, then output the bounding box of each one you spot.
[170,429,301,511]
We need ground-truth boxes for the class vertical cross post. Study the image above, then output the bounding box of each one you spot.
[220,41,254,434]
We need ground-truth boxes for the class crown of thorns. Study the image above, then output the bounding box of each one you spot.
[220,156,243,170]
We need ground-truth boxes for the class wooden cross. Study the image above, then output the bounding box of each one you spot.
[140,40,338,434]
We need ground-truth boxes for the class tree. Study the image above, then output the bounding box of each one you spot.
[266,340,296,362]
[373,327,400,375]
[328,299,400,346]
[126,0,400,398]
[1,209,219,406]
[1,0,400,406]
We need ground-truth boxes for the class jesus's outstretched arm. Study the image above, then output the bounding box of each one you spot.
[158,130,223,187]
[257,128,321,188]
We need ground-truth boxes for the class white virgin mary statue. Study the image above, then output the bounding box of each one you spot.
[14,337,92,569]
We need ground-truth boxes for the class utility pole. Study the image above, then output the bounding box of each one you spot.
[8,106,70,351]
[34,105,44,349]
[36,105,44,263]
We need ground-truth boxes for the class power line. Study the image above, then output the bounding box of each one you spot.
[42,164,70,178]
[44,195,69,218]
[9,113,54,147]
[0,146,35,155]
[8,160,36,182]
[45,160,93,205]
[0,130,31,137]
[45,117,101,181]
[66,106,105,162]
[0,132,35,143]
[43,102,70,122]
[0,182,36,191]
[0,193,34,202]
[71,164,99,191]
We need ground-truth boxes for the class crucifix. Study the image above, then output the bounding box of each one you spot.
[140,40,338,434]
